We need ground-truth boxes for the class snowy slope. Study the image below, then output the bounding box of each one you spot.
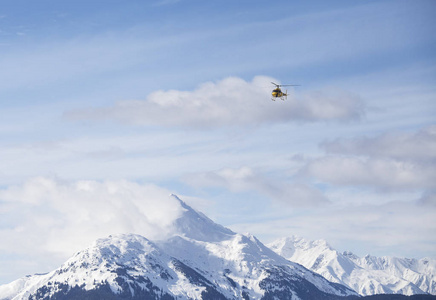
[0,234,214,300]
[0,195,357,300]
[268,235,436,296]
[159,195,356,299]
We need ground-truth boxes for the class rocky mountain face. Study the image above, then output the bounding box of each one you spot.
[268,235,436,296]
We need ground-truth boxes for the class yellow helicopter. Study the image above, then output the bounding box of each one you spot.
[271,82,299,101]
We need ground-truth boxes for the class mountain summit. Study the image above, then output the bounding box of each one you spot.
[169,194,235,242]
[0,195,357,300]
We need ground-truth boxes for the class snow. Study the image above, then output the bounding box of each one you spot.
[157,208,356,298]
[169,194,235,242]
[6,194,432,299]
[268,235,436,296]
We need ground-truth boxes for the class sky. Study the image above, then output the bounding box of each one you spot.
[0,0,435,285]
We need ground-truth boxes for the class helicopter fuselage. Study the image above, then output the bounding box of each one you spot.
[272,88,287,100]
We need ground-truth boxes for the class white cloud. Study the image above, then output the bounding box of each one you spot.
[299,126,436,192]
[0,177,184,258]
[66,76,366,127]
[229,200,436,259]
[300,156,435,191]
[183,166,329,206]
[322,125,436,161]
[1,178,231,283]
[417,190,436,207]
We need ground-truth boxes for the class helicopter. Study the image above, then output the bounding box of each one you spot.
[271,82,299,101]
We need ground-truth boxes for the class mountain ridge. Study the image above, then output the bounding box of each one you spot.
[1,195,434,299]
[0,195,356,299]
[268,235,436,296]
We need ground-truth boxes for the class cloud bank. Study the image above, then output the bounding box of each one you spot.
[0,178,184,258]
[322,125,436,161]
[66,76,365,127]
[300,126,436,192]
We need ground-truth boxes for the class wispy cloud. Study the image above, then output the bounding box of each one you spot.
[300,156,435,191]
[229,199,436,258]
[299,126,436,192]
[183,166,329,207]
[322,126,436,161]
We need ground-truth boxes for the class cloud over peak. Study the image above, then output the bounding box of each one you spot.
[0,178,185,256]
[66,76,366,127]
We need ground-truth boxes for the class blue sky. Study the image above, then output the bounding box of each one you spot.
[0,0,435,284]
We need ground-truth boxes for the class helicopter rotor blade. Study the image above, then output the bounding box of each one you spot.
[271,82,300,87]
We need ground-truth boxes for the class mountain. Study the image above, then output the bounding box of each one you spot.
[0,195,358,300]
[2,195,434,299]
[268,235,436,296]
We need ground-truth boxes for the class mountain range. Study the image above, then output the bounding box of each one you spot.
[268,236,436,296]
[0,195,434,300]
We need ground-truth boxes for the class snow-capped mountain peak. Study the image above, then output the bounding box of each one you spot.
[2,198,434,299]
[269,236,334,260]
[0,198,358,300]
[0,234,178,300]
[268,235,436,296]
[169,194,234,242]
